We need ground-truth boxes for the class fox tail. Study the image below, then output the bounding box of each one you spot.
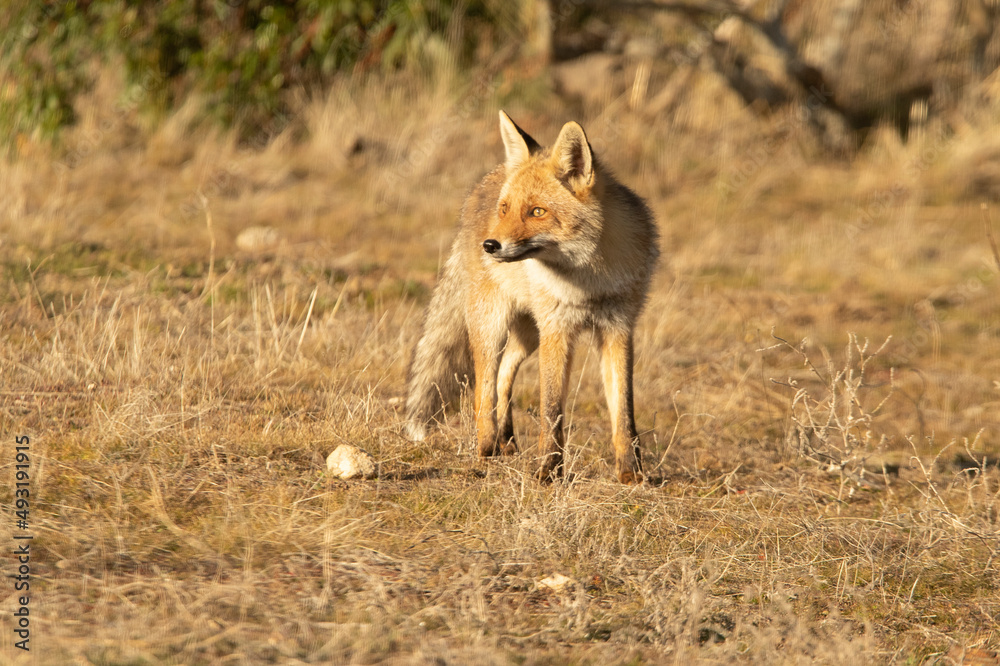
[405,250,472,440]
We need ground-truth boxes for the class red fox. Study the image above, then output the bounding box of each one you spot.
[406,111,659,483]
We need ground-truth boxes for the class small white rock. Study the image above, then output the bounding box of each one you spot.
[539,573,574,592]
[235,226,280,252]
[326,444,378,480]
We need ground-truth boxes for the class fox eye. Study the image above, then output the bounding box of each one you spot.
[499,202,508,216]
[530,207,546,217]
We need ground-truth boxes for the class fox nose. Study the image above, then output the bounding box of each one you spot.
[482,239,501,254]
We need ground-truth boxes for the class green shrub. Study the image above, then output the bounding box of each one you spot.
[0,0,520,151]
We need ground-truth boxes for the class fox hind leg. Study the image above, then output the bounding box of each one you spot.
[599,326,643,484]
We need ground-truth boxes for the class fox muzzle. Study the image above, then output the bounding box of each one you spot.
[483,239,545,262]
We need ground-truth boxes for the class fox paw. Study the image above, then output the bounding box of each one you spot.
[615,458,644,485]
[616,467,644,485]
[615,445,644,484]
[536,454,563,483]
[479,435,519,457]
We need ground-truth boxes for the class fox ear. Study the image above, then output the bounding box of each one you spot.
[499,110,540,172]
[551,121,594,193]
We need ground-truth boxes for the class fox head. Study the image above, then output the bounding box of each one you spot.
[483,111,603,266]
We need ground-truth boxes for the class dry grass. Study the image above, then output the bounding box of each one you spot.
[2,66,1000,665]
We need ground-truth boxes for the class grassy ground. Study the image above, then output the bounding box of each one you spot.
[2,69,1000,664]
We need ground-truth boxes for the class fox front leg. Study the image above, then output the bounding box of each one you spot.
[495,315,539,455]
[599,327,643,484]
[536,326,576,482]
[470,321,508,458]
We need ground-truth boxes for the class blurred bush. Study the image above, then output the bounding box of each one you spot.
[2,0,996,155]
[0,0,520,150]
